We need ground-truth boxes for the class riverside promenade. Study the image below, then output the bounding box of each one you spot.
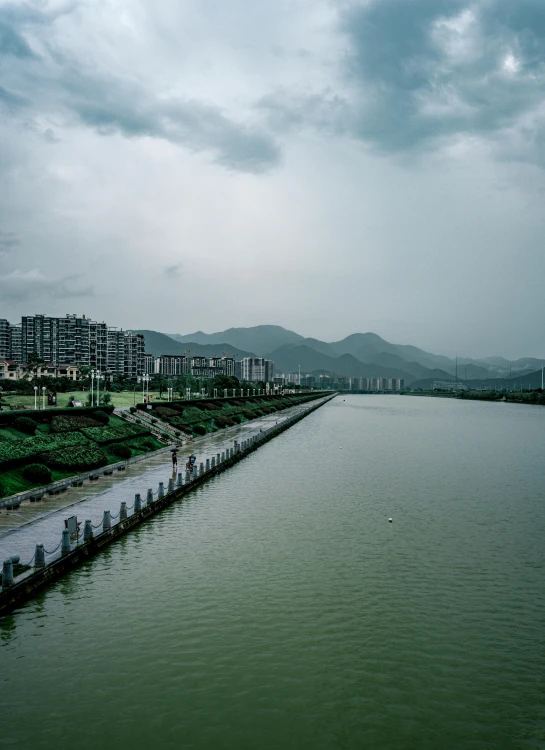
[0,395,334,609]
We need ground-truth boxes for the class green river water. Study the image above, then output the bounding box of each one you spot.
[1,395,544,749]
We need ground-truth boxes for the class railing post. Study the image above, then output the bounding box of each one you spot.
[134,493,142,512]
[206,458,210,472]
[147,488,153,505]
[199,462,204,476]
[120,501,127,520]
[103,510,111,530]
[84,520,93,541]
[34,544,45,568]
[211,456,216,469]
[216,452,220,465]
[185,469,191,483]
[158,482,165,498]
[177,473,183,487]
[2,558,14,587]
[221,451,225,462]
[61,528,71,555]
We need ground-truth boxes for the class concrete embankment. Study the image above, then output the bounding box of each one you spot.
[0,394,335,617]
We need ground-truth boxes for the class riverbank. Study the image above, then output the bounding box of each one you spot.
[403,390,545,405]
[0,394,335,614]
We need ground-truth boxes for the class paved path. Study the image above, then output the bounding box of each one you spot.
[0,401,315,563]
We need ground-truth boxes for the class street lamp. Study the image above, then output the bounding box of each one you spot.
[96,371,103,406]
[90,369,95,407]
[141,373,151,403]
[42,386,46,410]
[34,385,38,410]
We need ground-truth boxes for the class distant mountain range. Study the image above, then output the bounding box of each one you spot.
[131,330,255,361]
[132,325,545,386]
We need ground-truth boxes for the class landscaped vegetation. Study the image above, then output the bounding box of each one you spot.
[0,406,164,499]
[138,392,324,438]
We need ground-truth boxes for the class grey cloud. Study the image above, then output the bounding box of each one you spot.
[258,0,545,163]
[337,0,545,156]
[0,19,37,58]
[67,77,280,172]
[0,269,95,301]
[0,85,30,108]
[164,263,183,277]
[0,4,280,174]
[0,231,21,257]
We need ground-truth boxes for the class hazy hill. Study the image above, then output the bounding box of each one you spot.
[168,325,302,356]
[138,325,543,384]
[265,344,415,381]
[131,330,255,360]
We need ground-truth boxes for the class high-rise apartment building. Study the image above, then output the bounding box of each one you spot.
[236,357,275,382]
[190,356,235,379]
[9,324,22,362]
[6,314,144,378]
[0,319,9,359]
[155,355,188,377]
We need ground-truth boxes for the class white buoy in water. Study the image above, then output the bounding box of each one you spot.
[388,518,393,523]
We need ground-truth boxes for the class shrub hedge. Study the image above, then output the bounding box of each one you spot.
[23,463,52,484]
[44,445,108,471]
[0,432,89,468]
[13,416,37,435]
[80,425,148,445]
[0,405,114,428]
[51,415,101,432]
[193,425,206,435]
[111,444,132,459]
[92,410,110,425]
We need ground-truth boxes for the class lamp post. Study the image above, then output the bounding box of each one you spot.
[90,370,95,407]
[96,371,102,406]
[141,374,150,403]
[34,385,38,410]
[42,386,46,410]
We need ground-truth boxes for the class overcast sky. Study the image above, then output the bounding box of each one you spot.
[1,0,544,359]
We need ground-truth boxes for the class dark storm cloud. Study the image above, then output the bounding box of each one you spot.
[257,1,545,164]
[0,3,280,174]
[337,0,545,156]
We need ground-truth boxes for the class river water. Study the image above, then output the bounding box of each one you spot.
[1,395,544,749]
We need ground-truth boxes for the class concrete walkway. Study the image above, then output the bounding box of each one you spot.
[0,401,319,563]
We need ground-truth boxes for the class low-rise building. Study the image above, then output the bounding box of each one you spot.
[0,359,26,381]
[0,360,80,381]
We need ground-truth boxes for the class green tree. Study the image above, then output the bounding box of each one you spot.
[26,352,45,380]
[212,374,240,391]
